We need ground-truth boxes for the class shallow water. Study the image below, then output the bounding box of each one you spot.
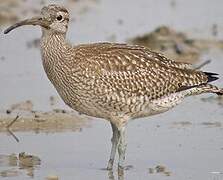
[0,0,223,179]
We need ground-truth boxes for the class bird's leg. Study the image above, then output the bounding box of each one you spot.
[117,126,127,171]
[107,122,119,170]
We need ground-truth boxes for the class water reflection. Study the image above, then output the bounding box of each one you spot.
[108,169,124,180]
[0,152,41,178]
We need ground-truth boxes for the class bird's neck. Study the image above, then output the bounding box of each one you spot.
[40,31,68,59]
[40,31,71,73]
[39,31,82,108]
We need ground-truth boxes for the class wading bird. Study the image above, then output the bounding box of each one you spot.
[4,4,223,171]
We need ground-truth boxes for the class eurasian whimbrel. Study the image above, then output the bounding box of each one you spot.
[4,4,223,171]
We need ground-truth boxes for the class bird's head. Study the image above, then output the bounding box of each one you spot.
[4,4,70,35]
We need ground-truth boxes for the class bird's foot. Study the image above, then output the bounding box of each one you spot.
[118,164,133,171]
[102,164,133,172]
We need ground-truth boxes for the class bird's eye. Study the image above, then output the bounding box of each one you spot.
[56,15,63,21]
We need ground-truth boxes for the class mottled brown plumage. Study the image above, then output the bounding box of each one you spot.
[4,4,223,171]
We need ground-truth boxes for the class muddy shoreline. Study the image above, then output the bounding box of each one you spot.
[1,0,223,179]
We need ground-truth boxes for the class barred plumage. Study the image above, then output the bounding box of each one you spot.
[4,4,223,171]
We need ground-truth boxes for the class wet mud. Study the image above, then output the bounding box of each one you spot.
[129,26,223,64]
[148,165,172,176]
[0,152,40,178]
[1,0,223,180]
[0,110,90,134]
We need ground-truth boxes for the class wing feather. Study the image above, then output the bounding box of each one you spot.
[73,43,208,100]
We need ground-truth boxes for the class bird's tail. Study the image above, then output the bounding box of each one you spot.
[203,72,223,95]
[185,84,223,96]
[204,72,219,83]
[215,88,223,95]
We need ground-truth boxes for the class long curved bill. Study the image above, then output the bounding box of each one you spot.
[4,16,49,34]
